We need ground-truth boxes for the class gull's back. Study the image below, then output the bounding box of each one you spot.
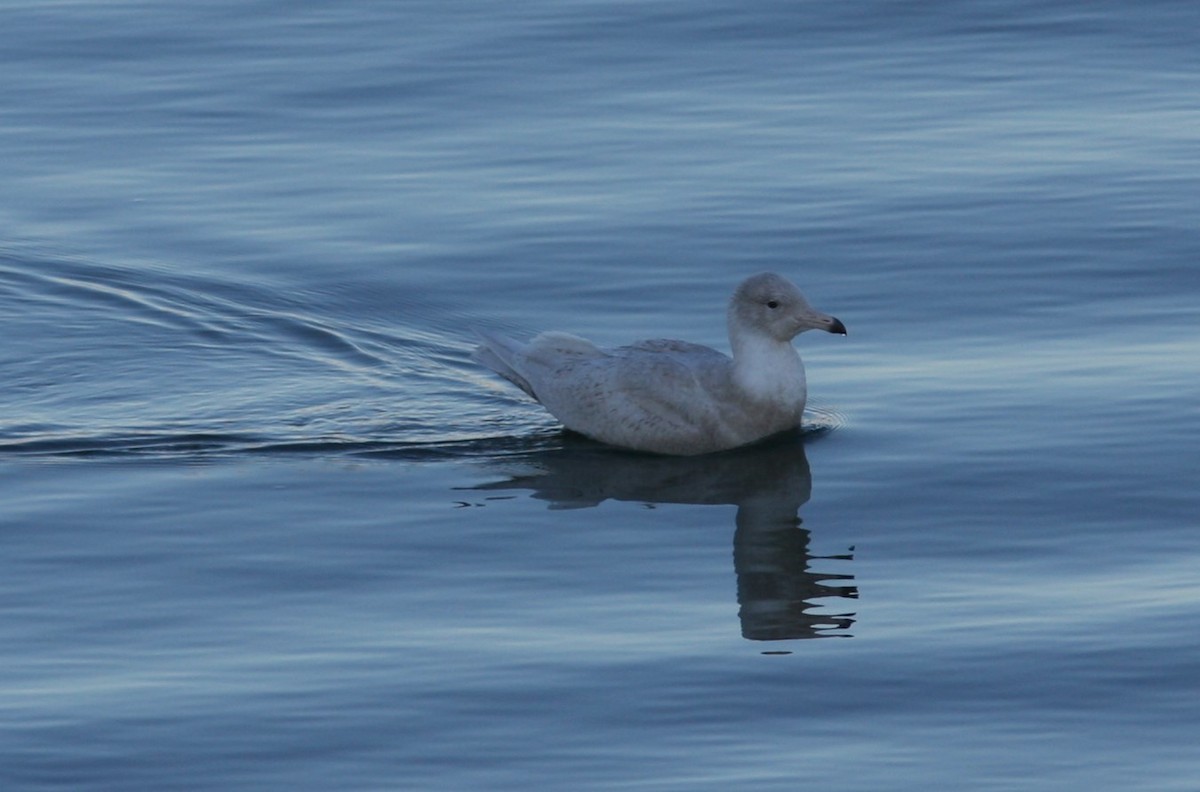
[474,332,798,455]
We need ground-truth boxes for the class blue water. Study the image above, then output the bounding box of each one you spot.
[3,1,1199,789]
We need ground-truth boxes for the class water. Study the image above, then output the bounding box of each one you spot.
[2,1,1199,789]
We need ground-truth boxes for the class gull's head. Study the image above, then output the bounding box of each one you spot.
[728,272,847,342]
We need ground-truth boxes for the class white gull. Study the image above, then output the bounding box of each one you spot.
[473,272,846,455]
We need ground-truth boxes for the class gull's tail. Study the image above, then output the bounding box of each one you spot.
[471,330,538,400]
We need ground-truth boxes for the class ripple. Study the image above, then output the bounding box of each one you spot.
[0,248,501,452]
[802,402,847,437]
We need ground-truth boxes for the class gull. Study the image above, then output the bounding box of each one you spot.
[473,272,845,455]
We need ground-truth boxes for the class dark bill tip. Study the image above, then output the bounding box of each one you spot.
[827,317,847,336]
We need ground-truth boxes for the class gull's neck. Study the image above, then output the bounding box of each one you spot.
[729,326,806,406]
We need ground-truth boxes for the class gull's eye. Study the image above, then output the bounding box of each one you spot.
[766,300,779,309]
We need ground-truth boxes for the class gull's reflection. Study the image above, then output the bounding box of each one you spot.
[465,432,857,641]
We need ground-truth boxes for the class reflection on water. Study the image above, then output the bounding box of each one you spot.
[465,433,857,641]
[734,506,856,641]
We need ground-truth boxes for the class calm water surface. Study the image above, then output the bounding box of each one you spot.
[2,1,1199,790]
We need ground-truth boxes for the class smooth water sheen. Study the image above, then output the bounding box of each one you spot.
[2,2,1199,790]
